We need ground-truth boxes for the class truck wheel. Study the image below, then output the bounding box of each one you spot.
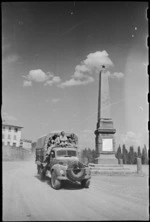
[81,179,90,188]
[67,161,85,182]
[51,171,61,190]
[39,166,45,181]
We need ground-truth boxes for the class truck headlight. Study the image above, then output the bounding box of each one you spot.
[60,169,65,175]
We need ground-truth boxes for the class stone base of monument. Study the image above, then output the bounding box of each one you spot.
[95,154,118,164]
[88,163,140,176]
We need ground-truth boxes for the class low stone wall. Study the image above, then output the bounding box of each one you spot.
[3,145,34,161]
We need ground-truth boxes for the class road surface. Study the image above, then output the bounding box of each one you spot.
[3,160,149,221]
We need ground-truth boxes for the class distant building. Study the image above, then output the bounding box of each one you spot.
[20,139,32,150]
[2,124,23,147]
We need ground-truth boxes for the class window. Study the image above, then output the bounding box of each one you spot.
[9,127,11,131]
[57,150,67,157]
[13,142,16,147]
[14,135,17,140]
[15,128,18,132]
[67,150,77,157]
[2,126,5,130]
[2,134,5,139]
[8,135,11,140]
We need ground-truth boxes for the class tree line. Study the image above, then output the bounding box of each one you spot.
[115,144,148,165]
[80,145,149,165]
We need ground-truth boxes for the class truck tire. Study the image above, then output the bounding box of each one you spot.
[51,171,61,190]
[67,161,85,182]
[39,166,45,181]
[81,179,90,188]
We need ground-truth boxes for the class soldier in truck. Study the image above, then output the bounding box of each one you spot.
[59,131,68,146]
[45,131,68,162]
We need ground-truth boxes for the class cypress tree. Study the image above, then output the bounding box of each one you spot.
[128,147,131,164]
[116,145,122,163]
[80,149,84,162]
[128,146,134,164]
[142,145,148,164]
[82,148,88,164]
[144,145,148,164]
[122,144,128,164]
[91,149,97,163]
[81,148,87,163]
[133,151,137,164]
[87,148,93,163]
[137,146,142,158]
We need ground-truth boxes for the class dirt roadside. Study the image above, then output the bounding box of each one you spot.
[2,161,149,221]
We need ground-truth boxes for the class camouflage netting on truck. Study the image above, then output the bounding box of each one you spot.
[36,131,78,151]
[35,132,78,162]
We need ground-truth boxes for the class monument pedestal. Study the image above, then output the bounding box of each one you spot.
[95,118,118,164]
[95,154,118,164]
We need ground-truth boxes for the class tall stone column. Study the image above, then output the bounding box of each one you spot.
[95,67,118,164]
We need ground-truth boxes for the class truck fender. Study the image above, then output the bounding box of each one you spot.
[51,164,61,177]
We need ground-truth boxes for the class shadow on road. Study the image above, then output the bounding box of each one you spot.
[60,180,83,190]
[34,175,48,182]
[34,175,83,190]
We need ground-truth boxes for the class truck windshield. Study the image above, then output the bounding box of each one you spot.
[57,150,77,157]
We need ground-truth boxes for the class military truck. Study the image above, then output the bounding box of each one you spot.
[35,131,91,189]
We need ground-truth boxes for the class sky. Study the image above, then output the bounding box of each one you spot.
[2,2,148,150]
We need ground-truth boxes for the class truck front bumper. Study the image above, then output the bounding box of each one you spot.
[57,176,68,180]
[57,175,91,181]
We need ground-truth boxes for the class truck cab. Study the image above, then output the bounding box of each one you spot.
[35,132,91,189]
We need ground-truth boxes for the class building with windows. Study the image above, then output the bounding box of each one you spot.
[2,124,23,147]
[20,139,32,150]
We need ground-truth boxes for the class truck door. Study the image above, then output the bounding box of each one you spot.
[49,150,56,168]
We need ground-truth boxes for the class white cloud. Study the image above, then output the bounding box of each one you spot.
[26,69,50,82]
[44,76,61,86]
[3,54,20,64]
[52,76,61,83]
[23,80,32,87]
[2,41,20,65]
[126,131,136,138]
[111,72,124,78]
[44,80,54,86]
[23,69,61,87]
[118,131,137,145]
[52,98,60,103]
[83,50,113,72]
[58,75,94,88]
[117,130,148,149]
[58,50,113,88]
[73,71,85,79]
[74,64,91,76]
[106,71,124,79]
[22,51,122,89]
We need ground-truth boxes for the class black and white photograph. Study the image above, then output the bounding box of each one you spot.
[2,1,149,221]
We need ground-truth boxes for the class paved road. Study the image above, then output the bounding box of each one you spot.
[3,161,149,221]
